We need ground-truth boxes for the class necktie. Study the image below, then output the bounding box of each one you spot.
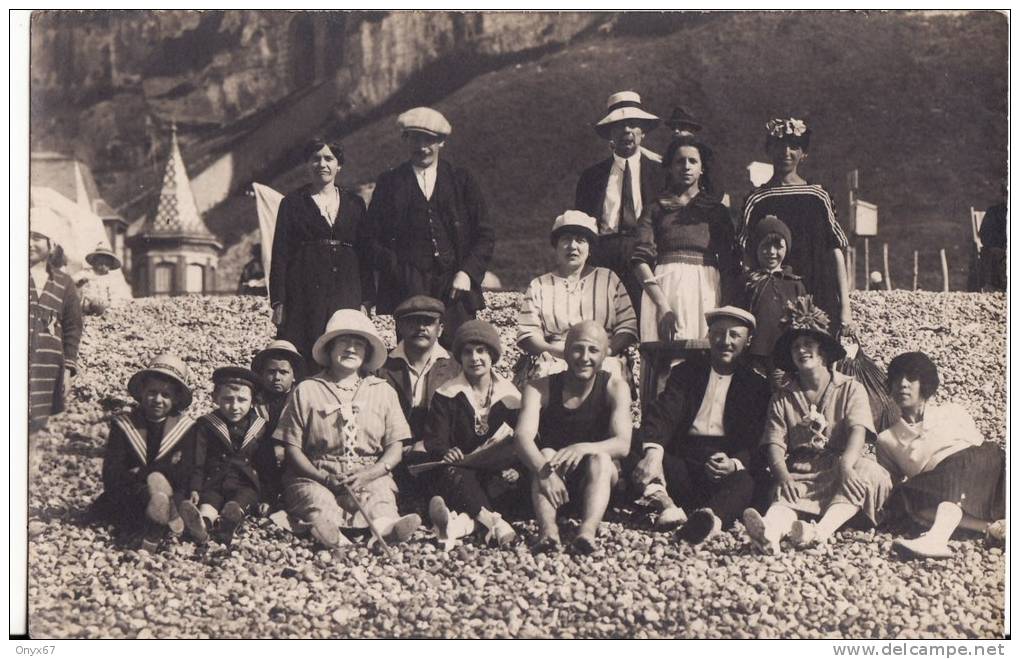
[620,159,637,229]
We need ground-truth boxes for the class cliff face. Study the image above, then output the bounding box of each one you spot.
[30,10,600,210]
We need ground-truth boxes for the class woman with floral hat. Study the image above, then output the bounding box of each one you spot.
[738,118,853,333]
[29,207,83,432]
[273,309,420,549]
[742,298,892,554]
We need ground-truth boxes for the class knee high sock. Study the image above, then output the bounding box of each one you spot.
[762,505,798,542]
[814,502,860,540]
[925,501,964,543]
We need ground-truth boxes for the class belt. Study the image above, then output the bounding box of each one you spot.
[658,250,718,266]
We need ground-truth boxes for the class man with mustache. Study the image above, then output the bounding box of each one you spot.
[630,307,772,545]
[369,107,495,345]
[575,91,665,314]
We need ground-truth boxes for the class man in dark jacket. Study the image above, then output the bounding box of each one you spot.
[368,107,496,345]
[631,306,771,544]
[575,91,665,313]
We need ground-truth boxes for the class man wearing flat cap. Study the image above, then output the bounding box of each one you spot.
[630,306,772,545]
[377,295,461,441]
[575,91,666,313]
[368,107,496,345]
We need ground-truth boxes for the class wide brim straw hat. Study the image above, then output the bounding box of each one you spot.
[30,206,67,245]
[772,297,846,372]
[127,353,193,410]
[85,244,122,270]
[594,91,660,140]
[311,309,388,371]
[251,339,306,379]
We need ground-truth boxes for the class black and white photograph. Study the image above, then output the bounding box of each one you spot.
[14,9,1009,646]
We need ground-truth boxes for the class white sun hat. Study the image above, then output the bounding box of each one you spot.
[594,91,661,139]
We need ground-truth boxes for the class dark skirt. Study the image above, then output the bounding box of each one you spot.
[894,443,1005,521]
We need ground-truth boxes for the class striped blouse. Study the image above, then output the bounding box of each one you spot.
[516,266,638,345]
[29,268,82,424]
[738,183,848,322]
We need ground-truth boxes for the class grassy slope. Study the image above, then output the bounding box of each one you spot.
[219,11,1007,291]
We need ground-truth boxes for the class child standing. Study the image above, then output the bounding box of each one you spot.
[251,339,305,509]
[179,367,268,545]
[95,353,195,552]
[740,215,807,385]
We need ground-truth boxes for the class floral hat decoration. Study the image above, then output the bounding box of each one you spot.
[772,295,845,371]
[766,117,811,147]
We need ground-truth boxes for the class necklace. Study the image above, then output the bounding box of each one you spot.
[473,377,496,436]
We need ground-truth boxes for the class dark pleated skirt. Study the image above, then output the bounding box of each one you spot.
[895,442,1005,521]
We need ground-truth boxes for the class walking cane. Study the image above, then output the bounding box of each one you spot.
[342,482,395,559]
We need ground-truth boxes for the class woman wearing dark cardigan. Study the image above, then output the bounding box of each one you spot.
[269,139,376,366]
[422,320,521,548]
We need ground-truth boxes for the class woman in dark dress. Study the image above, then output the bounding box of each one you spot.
[269,139,376,366]
[738,118,852,332]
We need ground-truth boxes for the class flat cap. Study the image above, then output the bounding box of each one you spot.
[394,294,446,320]
[397,107,452,138]
[704,306,756,331]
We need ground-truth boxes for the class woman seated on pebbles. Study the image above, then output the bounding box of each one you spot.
[513,321,632,555]
[876,352,1006,559]
[421,320,522,549]
[514,211,638,388]
[742,298,892,554]
[273,309,421,549]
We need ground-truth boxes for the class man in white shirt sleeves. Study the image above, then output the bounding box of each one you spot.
[629,306,772,544]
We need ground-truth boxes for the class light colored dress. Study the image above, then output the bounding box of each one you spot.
[275,375,411,529]
[761,370,892,524]
[515,266,637,382]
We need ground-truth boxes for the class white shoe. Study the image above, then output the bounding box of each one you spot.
[742,508,779,555]
[477,508,517,548]
[892,533,953,559]
[986,520,1006,545]
[644,489,687,530]
[789,520,820,547]
[429,496,473,549]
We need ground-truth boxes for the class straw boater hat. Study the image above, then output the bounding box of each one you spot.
[127,353,193,410]
[772,296,846,372]
[251,339,306,379]
[311,309,388,371]
[550,210,599,246]
[85,244,122,270]
[594,91,660,139]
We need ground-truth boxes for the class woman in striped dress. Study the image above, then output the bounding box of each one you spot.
[514,211,638,387]
[29,208,82,432]
[738,118,853,332]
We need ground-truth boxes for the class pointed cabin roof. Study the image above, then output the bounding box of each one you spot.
[136,124,221,249]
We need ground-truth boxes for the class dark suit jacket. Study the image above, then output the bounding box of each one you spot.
[368,160,495,315]
[574,153,664,232]
[638,356,771,470]
[376,352,461,440]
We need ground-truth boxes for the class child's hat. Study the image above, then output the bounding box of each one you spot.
[752,215,793,252]
[251,339,305,380]
[85,244,122,270]
[127,353,193,410]
[212,366,263,394]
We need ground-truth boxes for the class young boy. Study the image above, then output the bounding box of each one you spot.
[740,215,807,386]
[251,340,305,508]
[95,353,195,552]
[178,367,268,545]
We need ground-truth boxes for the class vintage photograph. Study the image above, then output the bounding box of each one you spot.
[21,10,1006,641]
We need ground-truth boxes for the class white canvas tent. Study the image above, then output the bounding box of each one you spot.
[30,185,132,293]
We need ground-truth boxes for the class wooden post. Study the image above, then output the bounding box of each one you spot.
[864,238,871,291]
[912,251,919,291]
[847,246,856,290]
[883,243,892,290]
[940,248,950,292]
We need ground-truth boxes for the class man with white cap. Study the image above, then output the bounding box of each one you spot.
[575,91,665,313]
[368,106,495,345]
[630,306,772,544]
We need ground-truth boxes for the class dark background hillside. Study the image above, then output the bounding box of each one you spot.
[222,11,1007,291]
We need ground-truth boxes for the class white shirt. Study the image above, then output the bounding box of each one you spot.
[644,367,745,471]
[390,341,450,408]
[413,160,439,200]
[601,152,643,233]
